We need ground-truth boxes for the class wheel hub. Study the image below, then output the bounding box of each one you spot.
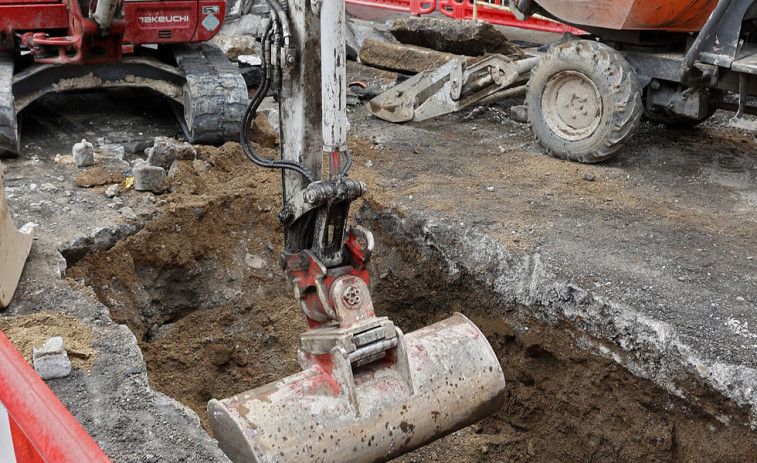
[541,70,602,141]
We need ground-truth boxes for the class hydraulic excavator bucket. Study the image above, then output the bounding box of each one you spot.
[0,160,36,308]
[209,313,505,462]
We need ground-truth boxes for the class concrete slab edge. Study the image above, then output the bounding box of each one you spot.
[364,207,757,429]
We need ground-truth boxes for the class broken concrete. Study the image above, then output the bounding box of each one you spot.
[33,336,72,380]
[58,223,139,266]
[390,17,526,58]
[219,13,269,39]
[346,18,398,60]
[133,165,166,193]
[146,137,195,171]
[359,39,458,74]
[210,34,258,61]
[72,139,94,167]
[238,57,264,88]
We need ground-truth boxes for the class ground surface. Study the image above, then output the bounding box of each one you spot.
[1,39,756,463]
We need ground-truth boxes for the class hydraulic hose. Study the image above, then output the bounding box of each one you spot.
[264,0,292,47]
[240,24,315,183]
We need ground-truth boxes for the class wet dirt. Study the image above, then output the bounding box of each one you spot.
[66,142,757,461]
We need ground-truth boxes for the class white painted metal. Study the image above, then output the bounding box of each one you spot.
[280,1,323,250]
[208,314,506,463]
[92,0,120,31]
[320,0,348,154]
[0,160,36,308]
[0,402,18,463]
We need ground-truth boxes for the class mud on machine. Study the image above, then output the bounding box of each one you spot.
[206,0,507,461]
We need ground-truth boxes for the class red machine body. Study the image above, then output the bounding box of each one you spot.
[0,0,225,63]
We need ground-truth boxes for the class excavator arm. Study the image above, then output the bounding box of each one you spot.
[207,1,507,461]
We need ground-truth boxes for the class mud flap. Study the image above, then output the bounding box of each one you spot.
[0,161,36,308]
[208,313,506,463]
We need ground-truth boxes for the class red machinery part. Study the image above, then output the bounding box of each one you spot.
[122,0,226,45]
[345,0,436,15]
[436,0,585,34]
[0,330,111,463]
[0,4,68,51]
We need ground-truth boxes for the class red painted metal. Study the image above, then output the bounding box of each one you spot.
[437,0,585,34]
[0,4,68,51]
[0,329,111,463]
[1,0,225,61]
[536,0,718,32]
[345,0,436,16]
[122,1,200,45]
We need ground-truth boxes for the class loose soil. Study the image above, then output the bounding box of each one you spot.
[0,311,97,370]
[67,142,757,462]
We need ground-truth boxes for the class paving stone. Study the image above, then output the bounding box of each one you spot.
[33,336,72,380]
[133,165,166,193]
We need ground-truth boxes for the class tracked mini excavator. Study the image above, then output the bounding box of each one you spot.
[370,0,757,163]
[0,0,249,157]
[205,1,507,462]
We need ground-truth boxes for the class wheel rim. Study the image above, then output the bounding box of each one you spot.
[541,70,602,141]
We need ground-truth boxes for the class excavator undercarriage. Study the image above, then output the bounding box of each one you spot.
[0,0,248,157]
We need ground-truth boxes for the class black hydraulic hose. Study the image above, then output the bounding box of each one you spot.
[339,150,352,177]
[681,0,736,77]
[264,0,292,47]
[240,25,315,183]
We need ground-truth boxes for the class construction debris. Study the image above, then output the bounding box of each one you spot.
[72,139,95,167]
[74,167,121,188]
[359,39,458,74]
[239,55,264,88]
[210,34,258,61]
[33,336,72,380]
[220,13,270,38]
[250,113,279,148]
[347,18,398,59]
[146,137,196,171]
[133,165,166,193]
[390,17,526,58]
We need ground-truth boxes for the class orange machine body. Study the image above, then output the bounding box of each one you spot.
[537,0,719,32]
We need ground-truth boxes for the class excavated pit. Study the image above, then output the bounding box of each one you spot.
[67,143,756,462]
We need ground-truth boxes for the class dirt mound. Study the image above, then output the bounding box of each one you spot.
[0,311,96,370]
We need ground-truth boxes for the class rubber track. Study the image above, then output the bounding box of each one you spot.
[172,43,249,145]
[0,52,19,157]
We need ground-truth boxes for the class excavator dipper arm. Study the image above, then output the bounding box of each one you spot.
[208,1,506,461]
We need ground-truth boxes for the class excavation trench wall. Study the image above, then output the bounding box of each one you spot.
[66,146,756,461]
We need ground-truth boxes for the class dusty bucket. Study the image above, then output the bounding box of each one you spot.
[208,313,505,462]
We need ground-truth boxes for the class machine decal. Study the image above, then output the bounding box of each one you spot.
[202,14,219,31]
[139,14,190,25]
[202,5,220,14]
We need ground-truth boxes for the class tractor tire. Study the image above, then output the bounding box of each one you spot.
[526,40,643,163]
